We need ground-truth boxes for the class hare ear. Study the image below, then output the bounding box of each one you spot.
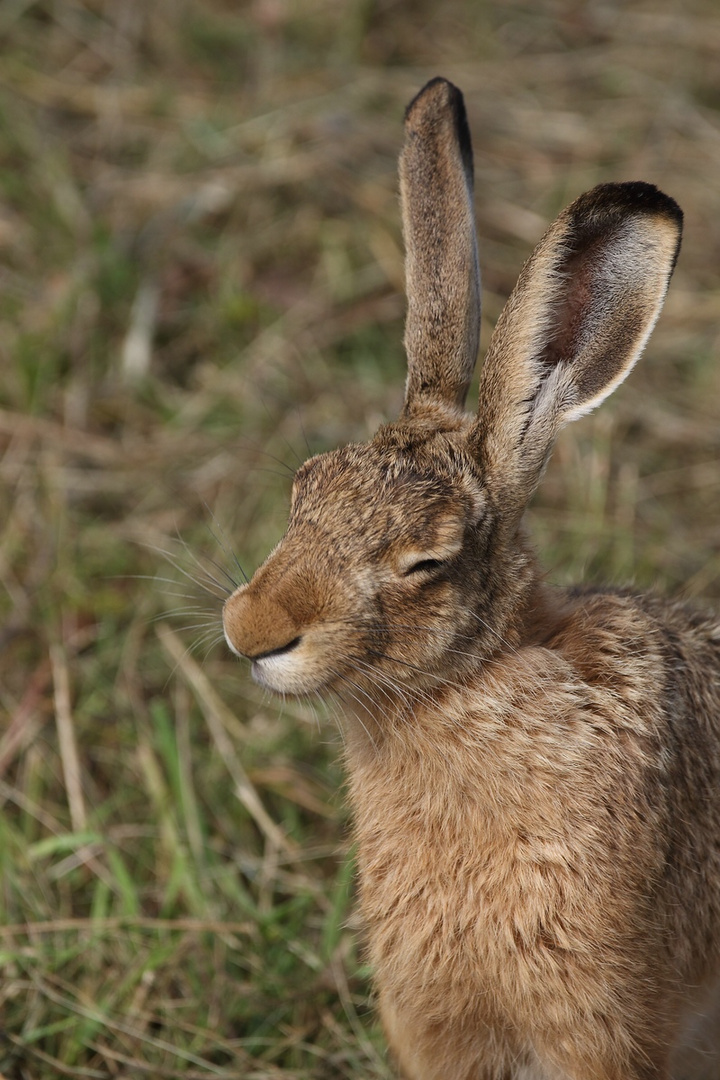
[470,182,682,509]
[400,78,481,418]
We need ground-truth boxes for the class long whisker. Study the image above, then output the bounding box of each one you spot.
[200,502,250,585]
[369,619,517,658]
[367,630,483,666]
[295,402,312,458]
[237,434,296,477]
[125,575,221,606]
[322,692,348,746]
[166,602,222,623]
[352,659,412,715]
[175,619,223,636]
[257,394,305,467]
[197,631,227,661]
[145,541,230,599]
[352,657,433,716]
[172,528,239,595]
[327,670,379,751]
[465,610,516,652]
[363,649,472,703]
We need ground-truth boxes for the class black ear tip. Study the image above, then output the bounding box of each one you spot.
[568,182,683,272]
[404,77,474,181]
[576,181,683,230]
[405,77,460,118]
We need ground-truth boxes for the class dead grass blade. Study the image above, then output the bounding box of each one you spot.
[50,641,87,833]
[156,622,295,855]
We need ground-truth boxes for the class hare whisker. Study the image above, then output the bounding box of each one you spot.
[200,506,250,585]
[366,649,471,700]
[172,528,240,594]
[353,658,436,716]
[368,631,486,666]
[348,659,415,714]
[125,573,223,606]
[465,610,517,653]
[149,542,232,599]
[237,434,297,477]
[328,676,379,751]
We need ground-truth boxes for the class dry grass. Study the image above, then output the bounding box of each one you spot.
[1,1,720,1076]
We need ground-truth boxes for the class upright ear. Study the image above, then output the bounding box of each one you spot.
[400,78,481,418]
[470,182,682,510]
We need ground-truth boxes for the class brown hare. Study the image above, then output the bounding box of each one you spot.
[222,77,720,1080]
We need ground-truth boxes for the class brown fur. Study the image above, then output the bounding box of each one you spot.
[222,78,720,1079]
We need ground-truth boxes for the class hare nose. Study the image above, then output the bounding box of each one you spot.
[223,586,301,661]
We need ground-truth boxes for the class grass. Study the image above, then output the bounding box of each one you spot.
[1,0,720,1076]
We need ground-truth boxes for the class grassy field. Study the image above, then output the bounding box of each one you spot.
[1,1,720,1076]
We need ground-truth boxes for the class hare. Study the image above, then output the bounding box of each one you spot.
[222,78,720,1080]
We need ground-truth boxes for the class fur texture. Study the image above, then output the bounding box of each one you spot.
[222,78,720,1079]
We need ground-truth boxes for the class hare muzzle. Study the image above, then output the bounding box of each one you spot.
[223,583,304,689]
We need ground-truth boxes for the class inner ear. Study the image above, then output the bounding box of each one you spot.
[538,228,637,408]
[540,239,602,377]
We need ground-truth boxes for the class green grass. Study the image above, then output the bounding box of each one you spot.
[1,0,720,1076]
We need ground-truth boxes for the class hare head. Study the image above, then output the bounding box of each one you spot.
[222,78,682,717]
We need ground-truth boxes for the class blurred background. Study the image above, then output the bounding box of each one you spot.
[1,1,720,1076]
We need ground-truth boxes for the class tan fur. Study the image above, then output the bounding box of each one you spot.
[401,78,481,415]
[222,78,720,1079]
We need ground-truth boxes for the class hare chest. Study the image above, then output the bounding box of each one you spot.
[350,769,584,1076]
[345,665,672,1078]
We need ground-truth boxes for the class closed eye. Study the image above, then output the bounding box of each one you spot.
[403,558,445,577]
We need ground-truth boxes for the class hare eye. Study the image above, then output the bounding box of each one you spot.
[404,558,445,577]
